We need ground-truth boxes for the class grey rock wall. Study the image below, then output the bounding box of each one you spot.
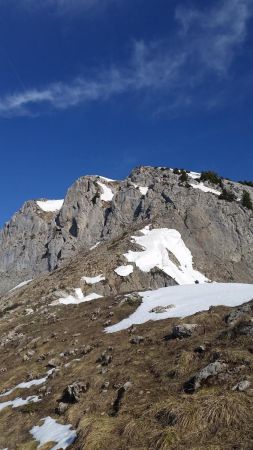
[0,167,253,294]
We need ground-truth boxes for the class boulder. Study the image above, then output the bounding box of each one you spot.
[47,358,60,368]
[165,323,199,340]
[56,402,69,415]
[194,345,206,353]
[129,336,144,345]
[96,352,113,366]
[184,360,227,393]
[62,381,90,403]
[225,305,252,324]
[235,320,253,336]
[232,380,251,392]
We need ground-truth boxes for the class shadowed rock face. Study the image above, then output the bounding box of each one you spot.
[1,166,253,294]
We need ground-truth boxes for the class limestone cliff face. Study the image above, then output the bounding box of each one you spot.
[0,200,52,292]
[0,167,253,294]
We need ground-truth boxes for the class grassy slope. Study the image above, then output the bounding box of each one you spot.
[0,285,253,449]
[0,232,252,449]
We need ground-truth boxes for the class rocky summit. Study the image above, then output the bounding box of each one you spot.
[0,166,253,450]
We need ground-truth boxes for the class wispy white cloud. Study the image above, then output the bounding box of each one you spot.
[175,0,253,74]
[0,69,131,116]
[0,0,252,116]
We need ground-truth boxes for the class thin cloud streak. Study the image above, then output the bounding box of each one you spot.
[175,0,253,74]
[0,0,252,117]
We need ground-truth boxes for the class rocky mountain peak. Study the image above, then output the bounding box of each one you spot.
[0,166,253,295]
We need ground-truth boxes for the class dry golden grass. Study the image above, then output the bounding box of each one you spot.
[78,415,121,450]
[74,388,253,450]
[149,390,253,449]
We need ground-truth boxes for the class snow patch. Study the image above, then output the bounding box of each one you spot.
[37,200,64,212]
[0,395,40,412]
[0,369,54,398]
[190,182,220,195]
[124,227,208,285]
[97,181,114,201]
[138,186,149,195]
[114,265,134,277]
[133,184,149,195]
[106,283,253,333]
[81,274,105,284]
[188,171,201,179]
[30,417,77,450]
[10,279,32,292]
[57,288,103,305]
[90,241,100,250]
[98,176,116,182]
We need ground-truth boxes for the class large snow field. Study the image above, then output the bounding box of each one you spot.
[106,283,253,333]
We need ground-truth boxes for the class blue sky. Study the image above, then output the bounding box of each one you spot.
[1,0,253,225]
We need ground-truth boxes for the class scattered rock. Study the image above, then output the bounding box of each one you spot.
[128,325,137,334]
[101,381,110,391]
[165,323,199,340]
[56,402,69,415]
[96,352,113,366]
[184,360,227,393]
[235,320,253,336]
[150,305,175,313]
[194,345,206,353]
[225,305,252,324]
[110,381,132,416]
[232,380,251,392]
[47,358,60,368]
[80,345,93,355]
[123,381,132,391]
[62,381,90,404]
[129,336,144,345]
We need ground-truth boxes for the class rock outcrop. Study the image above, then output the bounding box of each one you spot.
[1,166,253,294]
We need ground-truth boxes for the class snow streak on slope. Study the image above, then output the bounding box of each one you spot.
[90,242,100,250]
[10,279,32,292]
[97,181,114,201]
[37,200,64,212]
[188,171,201,179]
[97,176,117,182]
[57,288,103,305]
[124,227,208,285]
[30,417,77,450]
[106,283,253,333]
[190,182,220,195]
[0,369,54,398]
[0,395,40,412]
[81,274,105,284]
